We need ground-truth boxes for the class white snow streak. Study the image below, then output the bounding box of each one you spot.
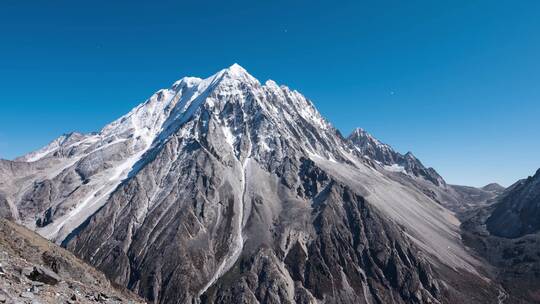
[383,164,406,173]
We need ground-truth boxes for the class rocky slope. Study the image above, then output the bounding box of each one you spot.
[0,218,145,303]
[462,169,540,303]
[481,183,505,194]
[1,64,502,303]
[486,169,540,238]
[346,128,499,216]
[447,184,500,216]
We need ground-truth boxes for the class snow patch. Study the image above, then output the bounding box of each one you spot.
[222,126,235,147]
[384,164,406,173]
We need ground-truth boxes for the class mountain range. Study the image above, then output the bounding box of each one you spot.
[1,64,538,304]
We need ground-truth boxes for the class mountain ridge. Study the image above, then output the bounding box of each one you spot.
[462,167,540,303]
[346,127,446,187]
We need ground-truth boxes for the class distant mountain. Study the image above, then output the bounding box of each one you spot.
[0,64,507,303]
[486,169,540,238]
[481,183,505,194]
[347,128,445,187]
[346,128,500,215]
[447,184,498,212]
[462,168,540,303]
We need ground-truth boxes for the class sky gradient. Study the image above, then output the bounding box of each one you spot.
[1,0,539,187]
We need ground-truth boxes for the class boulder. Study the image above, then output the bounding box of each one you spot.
[23,266,61,285]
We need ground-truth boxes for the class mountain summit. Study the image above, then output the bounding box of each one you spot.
[1,65,501,303]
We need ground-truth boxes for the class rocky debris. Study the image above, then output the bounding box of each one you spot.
[20,291,34,299]
[0,219,145,304]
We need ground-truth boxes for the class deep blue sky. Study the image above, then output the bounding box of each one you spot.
[1,0,539,187]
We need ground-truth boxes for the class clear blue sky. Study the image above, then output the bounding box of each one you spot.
[1,0,539,187]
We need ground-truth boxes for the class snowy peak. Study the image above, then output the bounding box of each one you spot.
[206,63,260,88]
[222,63,254,80]
[16,64,334,164]
[404,151,418,161]
[347,128,399,164]
[16,132,92,162]
[349,128,387,148]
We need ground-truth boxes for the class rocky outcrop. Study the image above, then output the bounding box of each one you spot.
[0,219,144,303]
[0,194,11,219]
[22,265,61,285]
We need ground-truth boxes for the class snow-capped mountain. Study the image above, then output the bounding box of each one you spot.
[347,128,445,187]
[1,64,503,303]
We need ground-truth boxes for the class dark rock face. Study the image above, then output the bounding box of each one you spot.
[204,182,444,304]
[0,194,11,219]
[463,218,540,303]
[290,184,441,304]
[486,169,540,238]
[462,169,540,303]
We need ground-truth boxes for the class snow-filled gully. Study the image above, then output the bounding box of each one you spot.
[197,157,248,299]
[198,123,251,299]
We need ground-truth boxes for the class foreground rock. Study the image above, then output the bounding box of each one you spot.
[22,265,61,285]
[0,219,145,304]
